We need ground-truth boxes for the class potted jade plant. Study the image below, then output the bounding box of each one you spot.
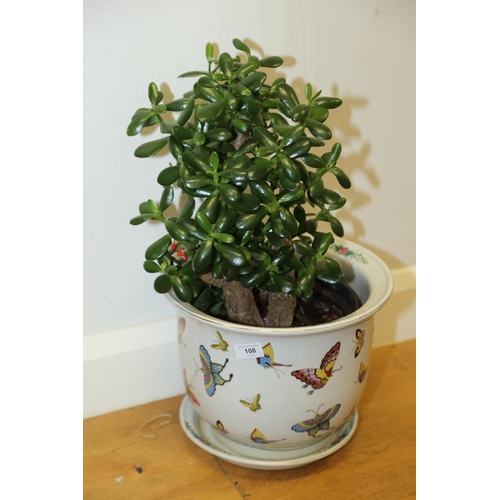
[127,39,393,470]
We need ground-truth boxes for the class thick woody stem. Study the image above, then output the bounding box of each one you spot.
[201,272,265,327]
[265,292,296,327]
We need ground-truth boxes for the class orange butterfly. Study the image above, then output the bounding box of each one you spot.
[183,369,200,406]
[291,342,343,395]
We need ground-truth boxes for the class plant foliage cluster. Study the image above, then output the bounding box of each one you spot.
[127,39,351,315]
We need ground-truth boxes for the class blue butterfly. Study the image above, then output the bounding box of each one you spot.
[199,345,233,396]
[291,404,341,437]
[256,342,292,378]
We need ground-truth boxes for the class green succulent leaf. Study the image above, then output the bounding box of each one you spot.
[205,42,214,62]
[178,198,195,221]
[176,96,195,126]
[293,239,316,257]
[330,166,351,189]
[282,138,311,159]
[213,232,235,244]
[236,207,268,230]
[276,83,300,110]
[313,232,334,254]
[183,150,212,173]
[219,183,241,203]
[129,214,155,225]
[313,97,342,109]
[297,264,316,295]
[291,104,309,123]
[302,153,326,169]
[196,100,226,123]
[198,190,221,223]
[240,267,268,288]
[219,52,234,77]
[232,38,251,57]
[259,56,283,68]
[247,159,275,181]
[143,260,162,273]
[214,242,248,267]
[272,245,295,266]
[192,239,213,272]
[195,211,214,234]
[178,71,210,78]
[154,274,173,294]
[309,176,325,199]
[148,82,159,106]
[165,220,190,241]
[145,234,172,260]
[233,60,259,80]
[166,98,192,111]
[160,186,175,211]
[305,118,332,140]
[172,277,193,302]
[168,136,184,163]
[134,137,169,158]
[157,166,180,187]
[214,206,237,233]
[205,128,233,142]
[179,218,210,241]
[307,106,329,122]
[227,193,261,213]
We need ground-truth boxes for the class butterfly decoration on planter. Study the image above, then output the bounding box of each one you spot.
[256,343,292,378]
[291,342,343,395]
[250,428,286,444]
[354,362,368,384]
[291,403,341,437]
[197,345,233,396]
[177,317,186,347]
[352,329,365,358]
[239,393,261,412]
[211,331,229,352]
[216,420,229,434]
[183,369,200,406]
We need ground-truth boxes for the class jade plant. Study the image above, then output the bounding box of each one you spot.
[127,39,352,328]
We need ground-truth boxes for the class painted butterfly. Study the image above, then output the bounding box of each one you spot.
[198,345,233,396]
[216,420,229,434]
[211,331,229,352]
[291,404,341,437]
[291,342,343,394]
[354,362,368,384]
[250,428,286,444]
[178,317,186,347]
[239,393,261,412]
[257,343,292,378]
[183,368,200,406]
[352,329,365,358]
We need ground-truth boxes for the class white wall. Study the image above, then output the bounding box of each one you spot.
[83,0,415,417]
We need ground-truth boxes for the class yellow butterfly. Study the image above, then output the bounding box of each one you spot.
[354,363,368,384]
[211,331,229,352]
[250,428,285,444]
[240,393,261,412]
[216,420,229,434]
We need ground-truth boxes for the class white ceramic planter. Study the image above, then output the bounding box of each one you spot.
[167,239,393,469]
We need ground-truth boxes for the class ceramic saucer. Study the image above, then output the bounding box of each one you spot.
[179,396,358,470]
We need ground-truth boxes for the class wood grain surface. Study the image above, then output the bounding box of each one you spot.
[84,339,416,499]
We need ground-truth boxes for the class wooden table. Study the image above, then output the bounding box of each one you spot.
[84,339,415,499]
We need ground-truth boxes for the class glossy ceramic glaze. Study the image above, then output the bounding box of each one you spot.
[167,239,393,453]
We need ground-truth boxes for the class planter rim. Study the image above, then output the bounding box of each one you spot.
[165,238,393,336]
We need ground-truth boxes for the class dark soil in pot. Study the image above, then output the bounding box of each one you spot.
[193,280,362,327]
